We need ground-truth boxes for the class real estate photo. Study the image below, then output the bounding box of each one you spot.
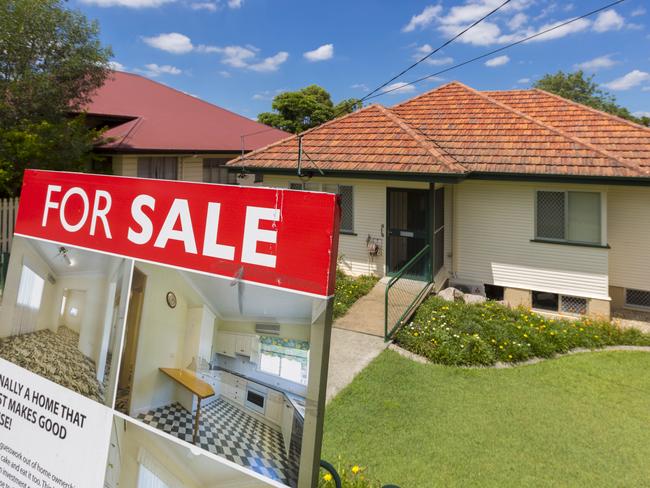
[0,236,132,406]
[104,415,270,488]
[117,260,319,487]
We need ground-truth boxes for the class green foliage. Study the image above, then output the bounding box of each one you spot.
[0,0,112,196]
[319,458,382,488]
[534,70,648,126]
[258,85,361,134]
[395,296,650,366]
[333,269,379,320]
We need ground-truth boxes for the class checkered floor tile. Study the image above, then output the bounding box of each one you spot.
[137,398,300,486]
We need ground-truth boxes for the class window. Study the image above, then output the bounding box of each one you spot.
[69,307,79,317]
[258,337,309,385]
[535,190,602,245]
[137,157,178,180]
[290,182,354,233]
[203,158,238,184]
[625,289,650,310]
[532,290,588,315]
[137,449,182,488]
[16,265,45,310]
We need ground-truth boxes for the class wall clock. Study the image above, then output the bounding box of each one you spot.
[166,291,177,308]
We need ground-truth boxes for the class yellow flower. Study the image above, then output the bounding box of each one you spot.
[323,473,333,482]
[352,465,360,474]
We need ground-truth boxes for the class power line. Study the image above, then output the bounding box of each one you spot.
[366,0,627,100]
[361,0,513,101]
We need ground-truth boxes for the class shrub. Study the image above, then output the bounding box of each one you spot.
[395,296,650,366]
[333,269,379,319]
[319,458,382,488]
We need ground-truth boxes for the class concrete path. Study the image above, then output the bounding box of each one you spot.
[326,327,387,402]
[333,281,388,336]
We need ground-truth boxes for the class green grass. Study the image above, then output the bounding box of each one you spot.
[395,296,650,366]
[333,269,379,320]
[323,349,650,488]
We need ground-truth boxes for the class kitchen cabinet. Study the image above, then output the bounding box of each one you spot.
[266,391,283,425]
[235,334,252,356]
[281,398,294,456]
[221,372,246,405]
[215,332,237,358]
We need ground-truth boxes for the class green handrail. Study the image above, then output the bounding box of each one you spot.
[384,245,432,340]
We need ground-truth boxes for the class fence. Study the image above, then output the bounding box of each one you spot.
[384,245,433,340]
[0,198,19,295]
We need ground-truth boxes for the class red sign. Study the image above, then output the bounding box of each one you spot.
[16,170,340,297]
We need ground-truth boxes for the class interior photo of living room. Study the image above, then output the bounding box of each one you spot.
[116,260,321,487]
[104,416,270,488]
[0,236,132,407]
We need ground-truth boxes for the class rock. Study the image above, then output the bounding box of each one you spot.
[463,293,487,304]
[438,287,463,302]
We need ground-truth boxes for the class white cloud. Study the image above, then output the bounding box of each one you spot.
[248,51,289,72]
[303,44,334,62]
[143,32,194,53]
[631,7,646,17]
[485,55,510,67]
[593,9,625,32]
[402,5,442,32]
[411,44,454,65]
[135,63,182,77]
[383,82,416,95]
[633,111,650,117]
[528,17,591,42]
[603,70,650,90]
[108,61,126,71]
[252,88,285,101]
[643,86,650,92]
[219,70,231,78]
[508,12,527,30]
[190,2,217,11]
[574,54,617,71]
[517,77,531,84]
[227,0,242,8]
[80,0,173,6]
[211,45,257,67]
[351,83,370,92]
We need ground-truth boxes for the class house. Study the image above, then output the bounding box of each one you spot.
[227,81,650,320]
[82,71,288,183]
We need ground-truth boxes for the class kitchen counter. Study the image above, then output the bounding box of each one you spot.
[199,367,305,421]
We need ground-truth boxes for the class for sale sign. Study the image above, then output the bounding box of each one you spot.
[0,170,340,488]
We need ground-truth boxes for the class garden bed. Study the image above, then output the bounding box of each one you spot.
[333,269,379,320]
[394,296,650,366]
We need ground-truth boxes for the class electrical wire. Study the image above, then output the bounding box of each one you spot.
[366,0,627,100]
[361,0,513,101]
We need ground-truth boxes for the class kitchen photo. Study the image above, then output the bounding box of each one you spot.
[0,235,132,407]
[115,260,323,487]
[104,415,271,488]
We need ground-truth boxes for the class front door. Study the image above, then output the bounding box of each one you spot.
[387,188,429,278]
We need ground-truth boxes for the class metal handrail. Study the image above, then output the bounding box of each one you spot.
[384,244,432,340]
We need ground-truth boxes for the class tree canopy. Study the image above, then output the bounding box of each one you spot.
[534,70,649,127]
[0,0,112,197]
[258,85,361,134]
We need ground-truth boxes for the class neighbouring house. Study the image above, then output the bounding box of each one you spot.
[227,81,650,320]
[81,70,288,183]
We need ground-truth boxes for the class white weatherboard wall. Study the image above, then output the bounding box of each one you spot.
[453,180,609,300]
[608,186,650,292]
[262,175,431,277]
[111,154,240,182]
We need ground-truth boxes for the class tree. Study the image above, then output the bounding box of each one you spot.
[258,85,361,134]
[0,0,113,197]
[534,70,649,127]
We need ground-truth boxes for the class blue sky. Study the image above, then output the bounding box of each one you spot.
[71,0,650,119]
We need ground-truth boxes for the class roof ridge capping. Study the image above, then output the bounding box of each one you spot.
[532,88,650,133]
[375,105,467,174]
[454,81,647,177]
[227,103,386,167]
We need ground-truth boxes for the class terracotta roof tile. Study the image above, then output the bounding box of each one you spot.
[228,81,650,179]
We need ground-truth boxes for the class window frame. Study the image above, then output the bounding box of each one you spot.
[624,288,650,311]
[289,182,355,234]
[257,341,309,386]
[533,189,606,247]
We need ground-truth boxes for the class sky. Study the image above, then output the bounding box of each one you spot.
[70,0,650,120]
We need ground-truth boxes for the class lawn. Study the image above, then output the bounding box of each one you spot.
[322,349,650,488]
[333,269,379,320]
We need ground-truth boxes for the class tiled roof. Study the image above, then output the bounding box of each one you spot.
[229,81,650,179]
[83,71,288,153]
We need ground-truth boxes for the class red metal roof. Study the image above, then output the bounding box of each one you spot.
[228,81,650,179]
[84,71,288,153]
